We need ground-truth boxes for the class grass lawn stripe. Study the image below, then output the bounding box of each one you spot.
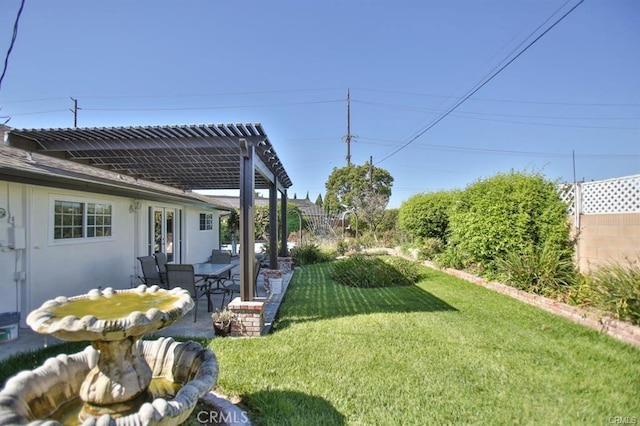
[212,262,640,425]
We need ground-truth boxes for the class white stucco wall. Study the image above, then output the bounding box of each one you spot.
[183,208,221,264]
[130,203,220,265]
[0,182,25,316]
[26,188,135,314]
[0,179,223,326]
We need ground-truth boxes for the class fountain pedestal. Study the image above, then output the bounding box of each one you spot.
[79,337,153,420]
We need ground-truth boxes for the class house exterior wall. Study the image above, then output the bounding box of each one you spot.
[183,208,221,264]
[0,182,25,318]
[0,180,222,325]
[29,188,135,311]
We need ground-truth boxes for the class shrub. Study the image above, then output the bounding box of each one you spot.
[447,170,572,273]
[331,255,421,288]
[384,256,423,284]
[495,243,577,297]
[418,237,445,260]
[291,243,335,266]
[434,245,473,270]
[584,259,640,325]
[336,240,349,256]
[398,191,457,242]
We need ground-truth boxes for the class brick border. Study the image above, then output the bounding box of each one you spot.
[422,260,640,347]
[389,249,640,347]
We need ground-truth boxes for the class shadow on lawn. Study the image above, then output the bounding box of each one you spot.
[244,389,346,425]
[274,263,457,331]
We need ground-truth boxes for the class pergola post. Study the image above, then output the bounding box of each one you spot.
[239,139,255,301]
[268,182,278,270]
[280,190,288,257]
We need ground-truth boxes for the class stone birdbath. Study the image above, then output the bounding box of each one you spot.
[0,285,218,425]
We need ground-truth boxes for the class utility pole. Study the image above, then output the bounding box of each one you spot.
[345,88,351,166]
[70,97,79,127]
[369,155,374,188]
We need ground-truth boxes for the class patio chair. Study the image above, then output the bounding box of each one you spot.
[208,250,232,280]
[154,252,168,283]
[209,250,231,264]
[220,259,261,308]
[137,255,165,288]
[255,252,270,269]
[165,263,210,322]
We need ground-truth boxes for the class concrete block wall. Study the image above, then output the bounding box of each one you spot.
[573,213,640,272]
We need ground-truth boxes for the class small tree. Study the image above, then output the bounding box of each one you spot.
[324,162,393,213]
[351,187,390,242]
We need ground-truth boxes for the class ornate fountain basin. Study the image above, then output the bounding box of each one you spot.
[26,285,192,342]
[0,337,218,425]
[0,285,218,425]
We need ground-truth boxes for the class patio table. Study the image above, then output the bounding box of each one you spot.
[193,263,235,311]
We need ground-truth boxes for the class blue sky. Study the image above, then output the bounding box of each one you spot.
[0,0,638,208]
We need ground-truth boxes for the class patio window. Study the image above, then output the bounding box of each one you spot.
[54,200,112,240]
[200,213,213,231]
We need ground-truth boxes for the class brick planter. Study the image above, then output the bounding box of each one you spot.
[227,297,265,337]
[277,257,292,273]
[262,268,283,292]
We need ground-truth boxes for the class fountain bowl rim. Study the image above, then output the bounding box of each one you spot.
[26,285,194,341]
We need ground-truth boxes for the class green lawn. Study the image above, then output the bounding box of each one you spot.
[2,262,639,425]
[211,262,640,425]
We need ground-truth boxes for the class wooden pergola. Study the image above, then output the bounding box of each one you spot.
[7,123,293,302]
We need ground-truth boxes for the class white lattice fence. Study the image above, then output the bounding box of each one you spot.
[581,175,640,214]
[558,183,576,215]
[559,175,640,215]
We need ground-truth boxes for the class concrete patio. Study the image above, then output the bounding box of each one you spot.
[0,265,294,362]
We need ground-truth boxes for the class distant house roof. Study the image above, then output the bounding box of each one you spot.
[289,198,326,217]
[209,195,326,217]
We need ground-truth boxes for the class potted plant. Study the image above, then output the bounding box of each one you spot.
[211,308,234,337]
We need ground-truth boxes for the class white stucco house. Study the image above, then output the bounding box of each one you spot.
[0,123,292,327]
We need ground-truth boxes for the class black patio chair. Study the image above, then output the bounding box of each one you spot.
[137,255,165,288]
[153,252,168,283]
[220,259,261,308]
[165,263,210,322]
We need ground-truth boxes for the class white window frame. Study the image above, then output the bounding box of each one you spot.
[49,195,115,245]
[199,212,214,231]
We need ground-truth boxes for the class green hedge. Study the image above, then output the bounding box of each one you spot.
[331,255,421,288]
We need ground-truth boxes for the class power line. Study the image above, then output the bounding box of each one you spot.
[358,137,640,159]
[376,0,585,165]
[445,113,640,130]
[352,87,640,108]
[0,87,345,104]
[0,0,26,93]
[352,99,640,121]
[81,99,342,112]
[1,109,68,116]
